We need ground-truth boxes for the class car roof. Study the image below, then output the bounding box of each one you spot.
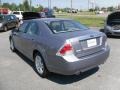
[0,14,15,16]
[32,18,72,22]
[13,11,23,12]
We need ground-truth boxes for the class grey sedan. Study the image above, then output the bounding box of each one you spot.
[9,18,110,78]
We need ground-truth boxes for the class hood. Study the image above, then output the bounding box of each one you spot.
[107,11,120,25]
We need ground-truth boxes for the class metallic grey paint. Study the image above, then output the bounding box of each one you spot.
[10,18,110,75]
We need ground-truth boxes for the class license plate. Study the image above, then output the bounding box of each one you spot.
[87,39,97,47]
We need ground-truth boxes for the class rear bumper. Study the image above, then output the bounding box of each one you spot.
[48,46,110,75]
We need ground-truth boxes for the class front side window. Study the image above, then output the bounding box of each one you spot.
[19,22,29,33]
[44,20,88,33]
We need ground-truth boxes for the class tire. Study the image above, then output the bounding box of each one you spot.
[10,39,16,52]
[4,26,7,32]
[34,52,49,78]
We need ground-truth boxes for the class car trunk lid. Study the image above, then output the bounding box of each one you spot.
[56,30,105,58]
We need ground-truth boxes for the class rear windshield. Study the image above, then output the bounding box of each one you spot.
[44,20,88,33]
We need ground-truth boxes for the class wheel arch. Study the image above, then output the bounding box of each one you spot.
[33,49,47,63]
[33,49,49,70]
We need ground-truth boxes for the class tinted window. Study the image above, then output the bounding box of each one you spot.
[19,22,28,33]
[26,22,39,35]
[6,16,11,21]
[44,20,88,33]
[13,12,20,15]
[0,15,4,20]
[10,15,15,20]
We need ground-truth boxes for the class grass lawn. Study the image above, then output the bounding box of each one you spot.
[56,14,105,27]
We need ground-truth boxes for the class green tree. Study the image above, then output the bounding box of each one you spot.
[107,6,115,11]
[2,3,11,8]
[18,4,24,11]
[38,5,43,12]
[95,6,100,11]
[23,0,30,11]
[10,3,18,11]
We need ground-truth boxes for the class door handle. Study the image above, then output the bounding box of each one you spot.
[31,38,35,41]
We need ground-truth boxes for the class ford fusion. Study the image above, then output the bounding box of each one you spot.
[9,18,110,77]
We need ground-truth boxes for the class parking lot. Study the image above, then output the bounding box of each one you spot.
[0,31,120,90]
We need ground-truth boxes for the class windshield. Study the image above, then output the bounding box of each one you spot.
[109,19,120,26]
[44,20,88,33]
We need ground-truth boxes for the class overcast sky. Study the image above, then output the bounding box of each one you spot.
[2,0,120,9]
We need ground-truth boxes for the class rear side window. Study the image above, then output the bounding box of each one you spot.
[26,22,39,35]
[19,22,29,33]
[50,21,63,32]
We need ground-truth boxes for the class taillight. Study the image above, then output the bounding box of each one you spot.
[57,43,73,56]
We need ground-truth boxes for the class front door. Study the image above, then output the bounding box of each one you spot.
[13,22,29,54]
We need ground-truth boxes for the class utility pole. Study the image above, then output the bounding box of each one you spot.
[71,0,72,12]
[48,0,49,8]
[48,0,51,9]
[50,0,51,9]
[88,0,90,11]
[29,0,32,11]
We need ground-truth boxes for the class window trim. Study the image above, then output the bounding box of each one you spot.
[18,22,30,33]
[44,20,88,34]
